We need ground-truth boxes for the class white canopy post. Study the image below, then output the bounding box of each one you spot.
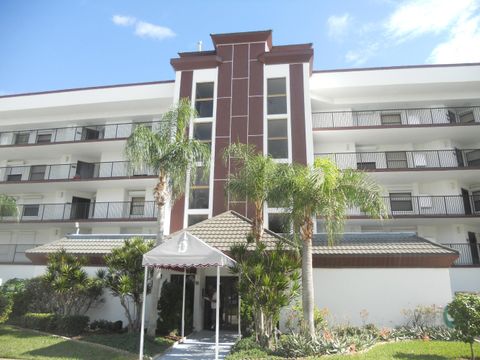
[139,266,149,360]
[181,267,186,340]
[215,265,220,360]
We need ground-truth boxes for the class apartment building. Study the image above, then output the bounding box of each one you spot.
[0,30,479,327]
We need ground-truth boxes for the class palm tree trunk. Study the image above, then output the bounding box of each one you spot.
[253,201,264,243]
[301,217,315,337]
[146,175,167,337]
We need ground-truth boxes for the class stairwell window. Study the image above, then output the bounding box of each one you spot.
[29,165,47,181]
[267,118,288,159]
[267,78,287,115]
[189,166,209,209]
[193,122,212,151]
[195,82,214,118]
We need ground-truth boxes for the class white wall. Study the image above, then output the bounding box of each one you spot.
[449,268,480,294]
[312,268,453,327]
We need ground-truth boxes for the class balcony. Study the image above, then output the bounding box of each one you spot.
[0,244,35,264]
[442,243,480,266]
[344,195,480,218]
[0,120,159,147]
[315,149,480,171]
[0,201,157,223]
[312,106,480,129]
[0,161,156,183]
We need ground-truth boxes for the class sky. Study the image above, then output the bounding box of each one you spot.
[1,0,479,95]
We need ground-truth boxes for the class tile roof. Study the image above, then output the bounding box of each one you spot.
[26,212,457,258]
[26,234,156,255]
[312,232,457,256]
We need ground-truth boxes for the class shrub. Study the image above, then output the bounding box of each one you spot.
[0,292,12,323]
[57,315,90,337]
[401,304,443,327]
[156,278,194,336]
[231,336,264,353]
[448,293,480,360]
[90,319,123,333]
[21,313,59,332]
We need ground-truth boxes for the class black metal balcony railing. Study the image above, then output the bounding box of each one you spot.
[0,161,156,183]
[345,195,480,217]
[315,149,480,170]
[0,201,157,222]
[0,120,160,147]
[442,243,480,266]
[0,244,35,264]
[312,106,480,129]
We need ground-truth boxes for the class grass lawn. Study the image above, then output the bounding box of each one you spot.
[227,340,480,360]
[81,332,174,357]
[0,325,134,360]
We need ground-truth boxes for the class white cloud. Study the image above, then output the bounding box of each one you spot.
[112,15,136,26]
[134,21,175,40]
[345,42,379,65]
[327,13,352,40]
[385,0,478,42]
[427,15,480,63]
[112,14,175,41]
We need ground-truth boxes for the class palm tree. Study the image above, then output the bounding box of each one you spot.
[124,98,210,336]
[223,143,280,243]
[0,194,17,220]
[280,158,387,336]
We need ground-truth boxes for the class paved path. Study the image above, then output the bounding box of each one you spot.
[155,331,238,360]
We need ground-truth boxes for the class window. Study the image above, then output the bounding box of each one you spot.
[267,78,287,115]
[389,193,413,212]
[386,151,408,168]
[459,110,475,124]
[357,162,376,170]
[473,191,480,213]
[188,214,208,226]
[195,82,214,118]
[22,204,39,217]
[380,113,401,125]
[36,133,52,144]
[267,118,288,159]
[193,122,212,149]
[268,213,289,234]
[29,165,46,181]
[7,174,22,182]
[189,167,210,209]
[466,150,480,167]
[14,133,30,145]
[129,197,145,216]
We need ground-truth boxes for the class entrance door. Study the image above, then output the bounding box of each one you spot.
[204,276,238,331]
[462,188,472,215]
[76,161,95,179]
[70,197,91,220]
[468,232,479,265]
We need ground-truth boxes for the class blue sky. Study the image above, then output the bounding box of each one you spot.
[1,0,479,95]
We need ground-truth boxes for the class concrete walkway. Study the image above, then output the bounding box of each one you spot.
[155,331,238,360]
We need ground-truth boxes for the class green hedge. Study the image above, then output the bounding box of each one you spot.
[20,313,89,336]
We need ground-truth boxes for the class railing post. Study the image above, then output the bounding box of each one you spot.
[115,124,119,139]
[106,202,110,219]
[429,108,434,124]
[416,196,420,215]
[47,165,52,181]
[444,196,448,215]
[41,204,45,221]
[12,244,17,263]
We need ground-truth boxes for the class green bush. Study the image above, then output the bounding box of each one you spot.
[226,348,279,360]
[57,315,90,336]
[231,336,265,353]
[21,313,59,332]
[448,293,480,360]
[20,312,89,336]
[0,292,12,323]
[156,278,194,336]
[90,319,123,333]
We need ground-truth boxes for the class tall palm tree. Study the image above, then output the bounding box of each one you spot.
[280,158,387,336]
[223,143,280,243]
[0,194,17,220]
[125,98,210,337]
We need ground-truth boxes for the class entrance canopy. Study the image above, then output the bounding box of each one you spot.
[139,230,237,360]
[142,231,236,268]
